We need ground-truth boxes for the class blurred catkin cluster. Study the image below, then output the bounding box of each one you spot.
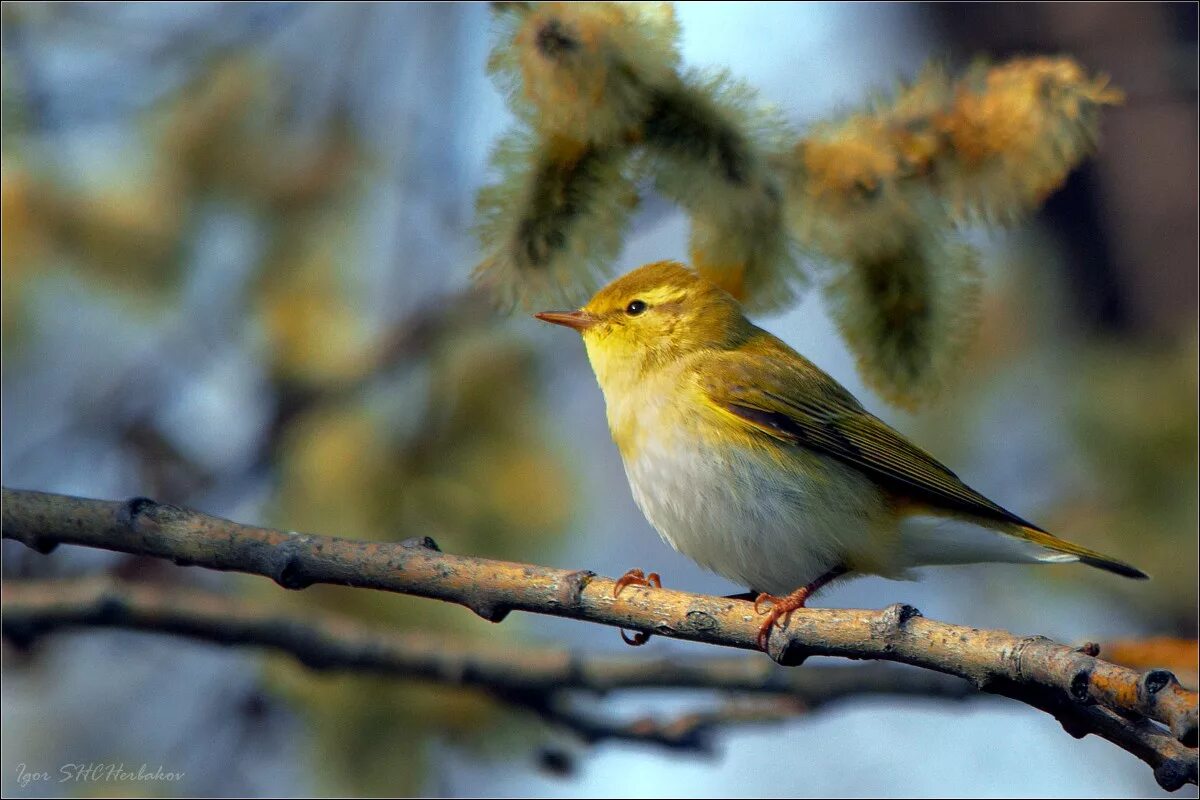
[1061,334,1199,628]
[267,324,574,794]
[473,2,1121,407]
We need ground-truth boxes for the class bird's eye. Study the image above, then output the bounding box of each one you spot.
[625,300,647,316]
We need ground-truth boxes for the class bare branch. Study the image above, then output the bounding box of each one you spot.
[3,488,1196,789]
[506,691,808,753]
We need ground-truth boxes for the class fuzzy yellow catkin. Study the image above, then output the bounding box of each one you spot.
[472,129,638,310]
[645,69,804,311]
[787,58,1121,242]
[823,232,981,410]
[785,56,1117,406]
[477,2,804,311]
[489,1,681,147]
[933,57,1123,223]
[476,2,675,309]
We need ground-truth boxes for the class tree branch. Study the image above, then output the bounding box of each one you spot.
[3,487,1196,789]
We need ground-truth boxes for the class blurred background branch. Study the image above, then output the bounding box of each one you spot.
[1,577,981,753]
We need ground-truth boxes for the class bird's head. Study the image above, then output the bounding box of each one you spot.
[535,260,750,387]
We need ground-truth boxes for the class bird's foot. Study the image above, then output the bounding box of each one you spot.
[613,568,663,646]
[613,568,662,596]
[753,587,811,651]
[752,565,850,651]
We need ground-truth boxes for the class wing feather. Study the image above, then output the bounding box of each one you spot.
[696,336,1045,532]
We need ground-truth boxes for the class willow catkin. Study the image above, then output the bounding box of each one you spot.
[476,2,679,309]
[788,58,1120,236]
[644,70,804,311]
[824,232,981,410]
[476,5,1120,408]
[932,57,1123,224]
[787,57,1117,406]
[473,129,637,310]
[479,4,805,312]
[489,1,681,147]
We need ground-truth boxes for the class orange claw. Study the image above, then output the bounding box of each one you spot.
[613,568,664,647]
[753,588,811,650]
[753,565,850,651]
[620,629,652,646]
[613,568,662,597]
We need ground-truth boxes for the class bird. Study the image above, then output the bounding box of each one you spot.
[534,260,1147,650]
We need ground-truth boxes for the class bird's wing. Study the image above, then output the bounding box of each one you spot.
[695,338,1044,532]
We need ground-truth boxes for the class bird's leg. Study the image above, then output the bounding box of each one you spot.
[612,568,663,646]
[753,565,849,650]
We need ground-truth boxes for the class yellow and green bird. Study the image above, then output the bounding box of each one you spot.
[536,260,1146,649]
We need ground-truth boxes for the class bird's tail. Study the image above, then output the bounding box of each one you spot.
[1016,525,1149,579]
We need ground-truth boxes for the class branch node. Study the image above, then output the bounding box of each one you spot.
[683,609,719,634]
[275,621,336,670]
[555,569,595,608]
[1141,669,1176,697]
[95,593,127,624]
[535,747,577,778]
[1009,635,1053,678]
[770,637,812,667]
[1154,757,1193,793]
[2,619,43,650]
[467,601,512,624]
[121,496,159,526]
[400,536,441,552]
[30,537,59,555]
[295,651,336,671]
[1056,710,1093,740]
[971,675,994,692]
[1174,707,1198,748]
[874,603,922,637]
[1069,667,1095,704]
[1076,642,1101,657]
[271,541,315,590]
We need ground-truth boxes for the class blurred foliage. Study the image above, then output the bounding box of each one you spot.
[2,25,576,794]
[1060,333,1198,629]
[905,242,1198,633]
[474,2,1122,408]
[265,326,574,795]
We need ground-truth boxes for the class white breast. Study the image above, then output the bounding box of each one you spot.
[621,430,892,596]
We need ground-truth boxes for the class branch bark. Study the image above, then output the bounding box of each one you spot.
[3,487,1197,789]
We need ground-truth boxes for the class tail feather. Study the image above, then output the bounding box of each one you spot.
[1017,526,1149,580]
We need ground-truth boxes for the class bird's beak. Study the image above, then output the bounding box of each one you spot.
[534,310,598,332]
